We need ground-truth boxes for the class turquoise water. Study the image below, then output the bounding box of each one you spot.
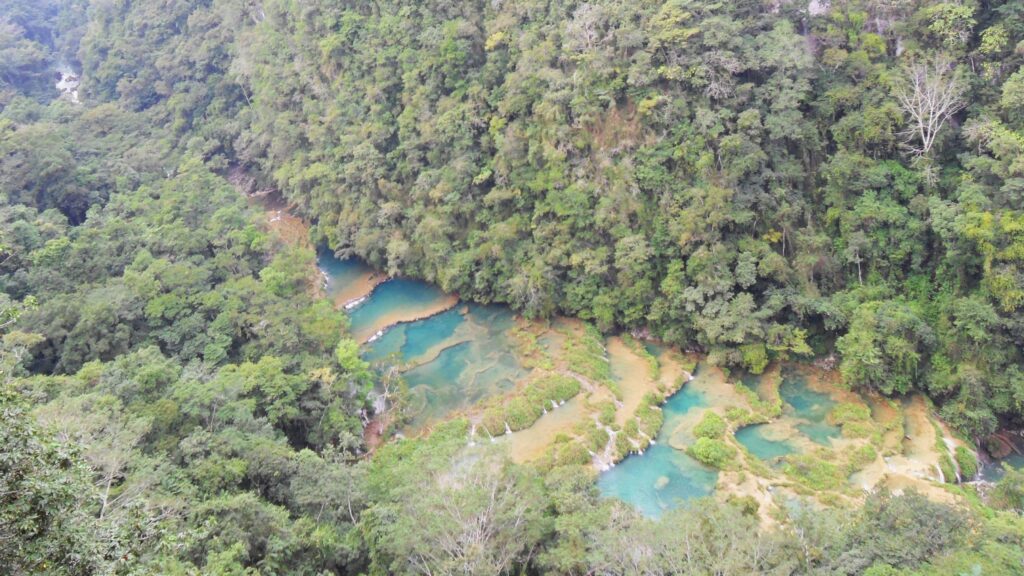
[780,372,840,445]
[735,369,840,461]
[364,308,466,364]
[979,453,1024,481]
[318,245,530,429]
[662,379,709,422]
[597,365,718,516]
[739,372,761,394]
[317,250,373,297]
[358,302,527,428]
[735,425,796,460]
[400,340,526,428]
[402,308,464,358]
[597,444,717,518]
[347,278,450,337]
[362,324,407,362]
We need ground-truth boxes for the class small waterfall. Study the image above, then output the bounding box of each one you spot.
[504,421,512,435]
[542,407,548,415]
[344,295,368,310]
[468,424,477,446]
[934,464,945,484]
[551,399,558,410]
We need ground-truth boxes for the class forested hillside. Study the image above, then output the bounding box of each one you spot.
[3,0,1024,574]
[219,0,1024,441]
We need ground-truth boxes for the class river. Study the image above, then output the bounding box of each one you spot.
[251,195,1018,518]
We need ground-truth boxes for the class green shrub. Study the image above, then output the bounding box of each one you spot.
[480,374,582,435]
[623,419,639,438]
[564,323,617,396]
[828,402,872,425]
[693,411,727,439]
[636,403,663,438]
[543,437,592,468]
[989,466,1024,511]
[614,433,634,459]
[587,427,610,452]
[955,446,978,480]
[687,438,736,469]
[784,454,843,490]
[505,397,542,430]
[595,401,616,426]
[726,494,760,517]
[740,342,768,375]
[725,407,751,423]
[847,443,878,472]
[939,453,957,484]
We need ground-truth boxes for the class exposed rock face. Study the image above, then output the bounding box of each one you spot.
[55,68,80,103]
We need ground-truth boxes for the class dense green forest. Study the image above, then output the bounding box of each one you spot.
[2,0,1024,574]
[229,0,1024,442]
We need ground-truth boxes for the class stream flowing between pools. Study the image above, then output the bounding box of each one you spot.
[316,249,1022,517]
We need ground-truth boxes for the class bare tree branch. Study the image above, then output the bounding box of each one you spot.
[893,54,966,157]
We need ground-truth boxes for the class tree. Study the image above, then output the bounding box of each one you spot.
[365,445,549,576]
[837,301,935,395]
[0,385,106,575]
[35,394,151,520]
[893,54,966,157]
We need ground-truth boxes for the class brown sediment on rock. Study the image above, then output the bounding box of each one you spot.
[867,393,904,453]
[333,270,388,310]
[716,470,790,529]
[608,337,661,427]
[752,363,783,404]
[264,207,311,249]
[986,431,1023,458]
[363,416,385,453]
[903,395,942,477]
[503,397,587,463]
[851,394,952,495]
[240,185,328,300]
[798,364,861,404]
[353,293,460,343]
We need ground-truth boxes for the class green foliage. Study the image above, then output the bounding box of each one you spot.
[955,446,978,480]
[989,466,1024,512]
[564,323,618,398]
[837,301,935,396]
[693,411,727,440]
[635,400,664,439]
[848,443,878,472]
[0,385,109,575]
[829,402,875,439]
[4,1,1024,574]
[687,437,736,469]
[784,453,844,491]
[481,374,581,435]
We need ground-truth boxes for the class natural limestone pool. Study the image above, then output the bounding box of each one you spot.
[323,249,531,430]
[596,373,718,517]
[314,248,1000,520]
[734,369,840,461]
